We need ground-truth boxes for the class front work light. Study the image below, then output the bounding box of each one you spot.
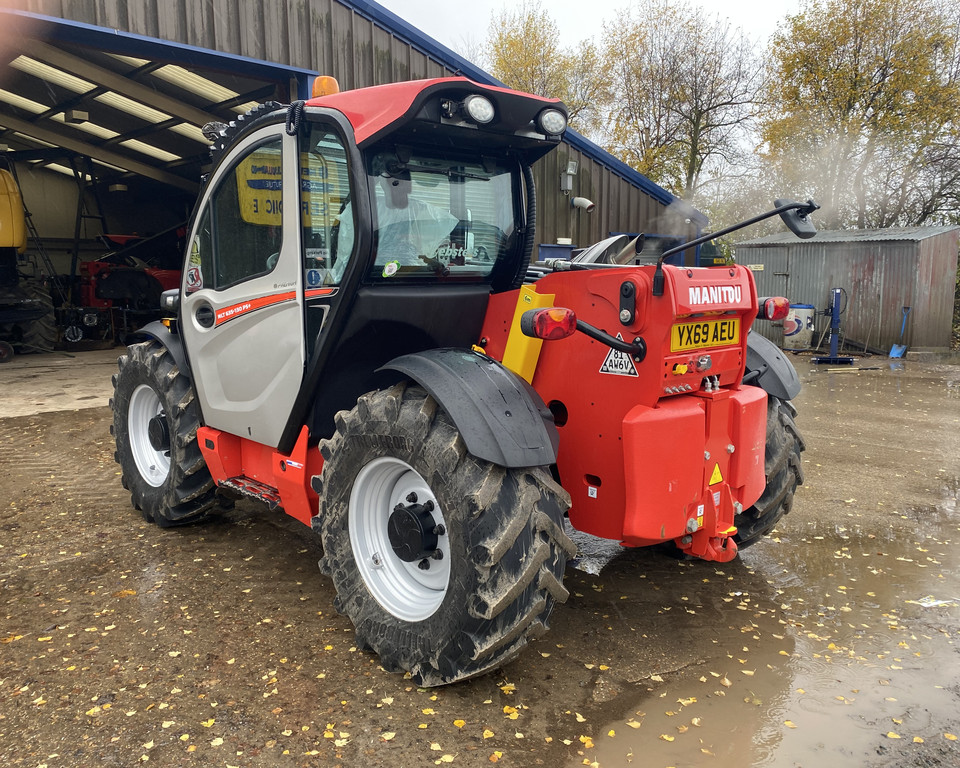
[463,94,495,124]
[536,108,567,136]
[758,296,790,321]
[520,307,577,340]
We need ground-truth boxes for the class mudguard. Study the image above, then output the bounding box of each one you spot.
[380,348,559,468]
[745,331,801,400]
[128,320,191,378]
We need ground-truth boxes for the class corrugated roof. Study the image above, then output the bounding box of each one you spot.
[740,225,960,246]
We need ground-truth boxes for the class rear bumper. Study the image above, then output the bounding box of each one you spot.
[620,386,767,554]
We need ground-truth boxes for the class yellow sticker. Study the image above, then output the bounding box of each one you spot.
[709,464,723,485]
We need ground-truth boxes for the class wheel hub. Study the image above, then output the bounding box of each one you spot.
[387,493,444,562]
[147,414,170,452]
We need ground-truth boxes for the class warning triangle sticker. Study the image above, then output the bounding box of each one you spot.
[599,334,639,377]
[709,463,724,485]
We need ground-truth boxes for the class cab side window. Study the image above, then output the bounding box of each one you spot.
[193,137,285,291]
[300,129,353,285]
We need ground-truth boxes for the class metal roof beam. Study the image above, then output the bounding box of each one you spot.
[0,110,197,192]
[21,39,223,129]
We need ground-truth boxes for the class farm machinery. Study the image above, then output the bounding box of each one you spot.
[111,76,813,685]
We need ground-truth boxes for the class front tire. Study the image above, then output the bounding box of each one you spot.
[734,395,805,546]
[110,340,215,526]
[316,382,575,686]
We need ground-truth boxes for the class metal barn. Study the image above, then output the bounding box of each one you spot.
[737,227,959,352]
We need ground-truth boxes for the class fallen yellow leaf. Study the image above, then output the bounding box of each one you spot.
[453,719,465,728]
[483,729,495,739]
[785,720,797,729]
[659,734,675,742]
[886,732,901,739]
[381,732,396,741]
[945,733,957,741]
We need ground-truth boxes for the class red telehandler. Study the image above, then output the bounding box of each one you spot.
[111,76,813,685]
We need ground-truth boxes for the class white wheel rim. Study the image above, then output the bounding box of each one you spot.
[128,383,170,487]
[349,457,451,622]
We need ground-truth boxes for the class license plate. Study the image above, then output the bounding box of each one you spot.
[671,318,740,352]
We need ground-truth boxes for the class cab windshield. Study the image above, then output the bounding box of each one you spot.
[339,147,522,282]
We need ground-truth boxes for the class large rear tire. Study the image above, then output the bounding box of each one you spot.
[316,382,575,686]
[18,279,57,353]
[110,340,216,526]
[0,278,57,353]
[734,395,804,547]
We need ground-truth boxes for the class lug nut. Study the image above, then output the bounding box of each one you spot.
[406,492,418,503]
[418,559,430,571]
[433,524,446,536]
[431,549,444,560]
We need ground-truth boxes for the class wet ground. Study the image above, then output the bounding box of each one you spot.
[0,350,958,767]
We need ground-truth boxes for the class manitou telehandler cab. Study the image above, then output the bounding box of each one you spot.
[112,75,814,685]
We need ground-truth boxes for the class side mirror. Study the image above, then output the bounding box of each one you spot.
[775,198,819,239]
[160,288,180,313]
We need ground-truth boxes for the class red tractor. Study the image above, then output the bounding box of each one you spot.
[111,76,812,686]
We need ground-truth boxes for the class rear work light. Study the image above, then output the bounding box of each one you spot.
[758,296,790,321]
[520,307,577,340]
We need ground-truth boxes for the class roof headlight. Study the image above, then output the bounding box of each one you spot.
[536,108,567,136]
[463,94,495,124]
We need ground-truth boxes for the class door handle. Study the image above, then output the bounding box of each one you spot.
[195,304,215,328]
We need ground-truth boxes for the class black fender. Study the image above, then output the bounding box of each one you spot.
[127,320,191,379]
[745,331,801,400]
[380,348,559,468]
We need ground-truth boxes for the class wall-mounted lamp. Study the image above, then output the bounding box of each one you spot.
[560,159,578,195]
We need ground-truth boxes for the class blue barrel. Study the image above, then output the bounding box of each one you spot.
[783,303,815,349]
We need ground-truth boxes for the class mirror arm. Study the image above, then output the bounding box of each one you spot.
[651,199,819,297]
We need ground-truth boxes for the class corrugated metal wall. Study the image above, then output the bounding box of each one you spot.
[739,229,959,350]
[23,0,699,249]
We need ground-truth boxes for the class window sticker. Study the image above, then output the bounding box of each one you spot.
[381,260,400,278]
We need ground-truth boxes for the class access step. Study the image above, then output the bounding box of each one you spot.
[219,476,283,510]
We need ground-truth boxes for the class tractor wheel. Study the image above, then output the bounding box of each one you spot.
[0,279,57,353]
[110,340,216,526]
[18,279,57,353]
[734,395,805,547]
[315,382,575,686]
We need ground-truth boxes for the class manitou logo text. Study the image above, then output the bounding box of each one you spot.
[688,285,742,305]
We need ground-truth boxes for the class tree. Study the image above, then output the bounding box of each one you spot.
[761,0,960,228]
[486,1,604,133]
[600,0,763,202]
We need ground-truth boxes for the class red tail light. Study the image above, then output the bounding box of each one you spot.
[758,297,790,321]
[520,307,577,340]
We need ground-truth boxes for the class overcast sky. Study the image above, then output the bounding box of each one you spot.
[374,0,792,55]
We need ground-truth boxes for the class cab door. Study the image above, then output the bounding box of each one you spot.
[181,125,305,448]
